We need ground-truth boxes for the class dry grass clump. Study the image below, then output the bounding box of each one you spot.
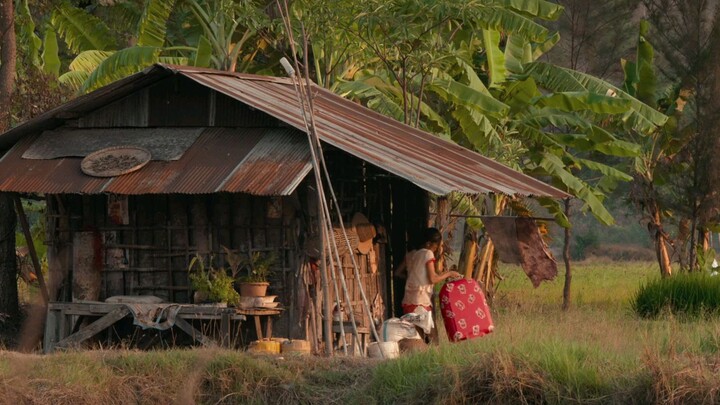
[4,262,720,403]
[456,351,546,404]
[0,349,378,405]
[641,348,720,404]
[0,351,134,404]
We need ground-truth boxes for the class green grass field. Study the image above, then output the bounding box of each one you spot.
[3,261,720,404]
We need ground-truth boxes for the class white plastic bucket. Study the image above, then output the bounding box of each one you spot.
[367,341,399,359]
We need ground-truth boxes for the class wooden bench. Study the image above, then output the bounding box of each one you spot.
[44,301,250,353]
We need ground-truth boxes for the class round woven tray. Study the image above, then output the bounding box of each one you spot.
[81,146,151,177]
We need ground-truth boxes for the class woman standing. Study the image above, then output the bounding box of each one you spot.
[397,228,462,315]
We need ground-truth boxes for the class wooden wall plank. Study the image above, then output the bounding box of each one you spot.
[78,89,149,128]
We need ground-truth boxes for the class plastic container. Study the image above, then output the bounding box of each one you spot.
[247,339,281,354]
[367,341,399,359]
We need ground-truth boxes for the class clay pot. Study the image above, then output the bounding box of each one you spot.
[239,282,269,297]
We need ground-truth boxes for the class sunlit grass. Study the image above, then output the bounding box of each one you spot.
[3,261,720,403]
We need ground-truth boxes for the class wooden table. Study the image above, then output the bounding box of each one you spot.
[235,308,282,340]
[44,301,248,353]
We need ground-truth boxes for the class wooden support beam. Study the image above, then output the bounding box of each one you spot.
[173,317,217,348]
[55,306,130,349]
[14,195,49,304]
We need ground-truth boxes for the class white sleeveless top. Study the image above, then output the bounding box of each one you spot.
[402,248,436,307]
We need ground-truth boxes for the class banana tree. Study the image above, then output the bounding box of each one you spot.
[54,0,184,92]
[331,0,667,297]
[623,21,697,277]
[54,0,269,93]
[338,5,664,226]
[285,0,365,90]
[185,0,269,72]
[15,0,61,76]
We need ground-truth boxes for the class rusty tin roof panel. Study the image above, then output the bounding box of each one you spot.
[0,128,311,196]
[0,64,569,198]
[221,128,312,195]
[179,68,569,198]
[0,136,110,194]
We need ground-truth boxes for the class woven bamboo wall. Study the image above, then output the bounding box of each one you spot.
[47,193,299,307]
[327,247,384,328]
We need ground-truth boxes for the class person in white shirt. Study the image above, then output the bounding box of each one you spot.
[396,228,461,315]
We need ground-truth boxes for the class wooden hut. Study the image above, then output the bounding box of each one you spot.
[0,64,568,352]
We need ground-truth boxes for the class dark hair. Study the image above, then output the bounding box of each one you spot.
[423,227,442,245]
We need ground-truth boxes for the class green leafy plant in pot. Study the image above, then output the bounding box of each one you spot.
[188,253,240,307]
[234,249,275,297]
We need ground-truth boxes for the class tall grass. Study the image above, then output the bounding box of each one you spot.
[3,261,720,404]
[633,273,720,318]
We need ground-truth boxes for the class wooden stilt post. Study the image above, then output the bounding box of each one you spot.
[14,195,49,304]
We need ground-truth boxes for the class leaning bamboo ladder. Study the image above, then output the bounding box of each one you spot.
[276,0,385,358]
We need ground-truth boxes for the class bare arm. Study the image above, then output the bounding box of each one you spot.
[426,260,461,285]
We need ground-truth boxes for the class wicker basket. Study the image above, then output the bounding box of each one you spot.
[331,227,358,257]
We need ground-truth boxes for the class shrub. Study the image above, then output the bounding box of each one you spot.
[633,273,720,319]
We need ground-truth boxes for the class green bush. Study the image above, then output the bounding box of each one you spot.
[633,273,720,319]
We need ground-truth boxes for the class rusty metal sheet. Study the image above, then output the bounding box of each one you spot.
[0,128,311,196]
[178,68,569,198]
[0,136,109,194]
[221,128,312,195]
[0,64,570,198]
[22,128,204,160]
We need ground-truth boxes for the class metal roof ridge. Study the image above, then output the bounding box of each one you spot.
[167,64,296,85]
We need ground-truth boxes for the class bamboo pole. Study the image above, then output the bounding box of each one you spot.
[14,195,49,304]
[276,0,384,357]
[276,1,357,356]
[318,200,333,356]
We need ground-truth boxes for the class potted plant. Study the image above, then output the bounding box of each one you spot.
[236,250,275,297]
[188,253,240,307]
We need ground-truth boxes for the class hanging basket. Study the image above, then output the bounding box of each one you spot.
[239,282,269,297]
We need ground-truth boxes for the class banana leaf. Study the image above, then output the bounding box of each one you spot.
[68,50,114,73]
[193,35,213,68]
[537,153,614,225]
[534,91,631,114]
[81,46,160,93]
[525,62,668,133]
[429,77,510,118]
[41,29,61,77]
[52,2,116,53]
[137,0,178,48]
[487,0,564,21]
[482,29,507,88]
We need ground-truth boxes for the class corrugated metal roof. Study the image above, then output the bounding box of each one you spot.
[178,67,568,198]
[0,127,311,195]
[0,64,569,198]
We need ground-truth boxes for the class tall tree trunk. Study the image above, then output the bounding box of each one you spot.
[650,204,673,277]
[0,0,17,322]
[0,0,14,129]
[562,199,572,311]
[0,194,18,320]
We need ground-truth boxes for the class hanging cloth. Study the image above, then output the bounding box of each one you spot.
[481,217,557,287]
